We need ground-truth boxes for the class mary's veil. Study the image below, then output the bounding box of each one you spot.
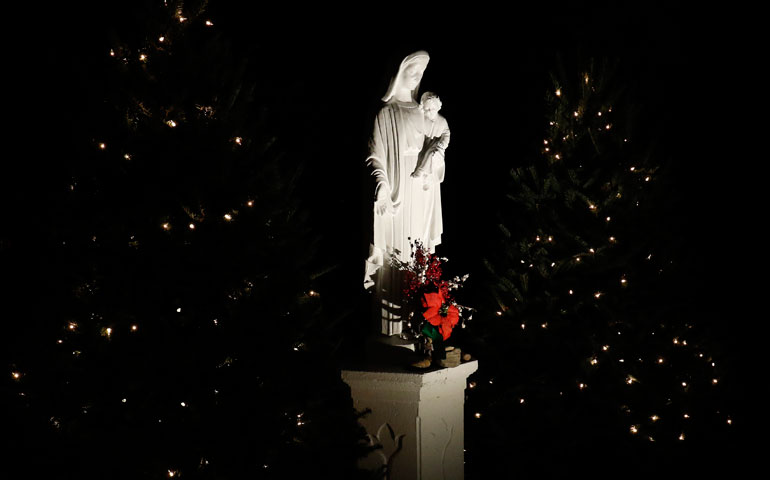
[381,51,430,103]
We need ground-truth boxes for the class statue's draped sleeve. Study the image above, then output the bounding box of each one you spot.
[366,105,402,206]
[364,105,400,288]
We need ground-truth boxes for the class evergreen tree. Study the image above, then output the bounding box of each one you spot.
[4,2,368,478]
[467,58,735,477]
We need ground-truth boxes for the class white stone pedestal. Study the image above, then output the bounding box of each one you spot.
[342,360,478,480]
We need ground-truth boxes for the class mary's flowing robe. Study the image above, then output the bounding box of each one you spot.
[364,101,446,335]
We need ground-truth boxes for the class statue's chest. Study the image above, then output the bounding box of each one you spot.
[402,109,426,151]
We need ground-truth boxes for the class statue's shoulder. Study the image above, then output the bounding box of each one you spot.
[378,103,397,115]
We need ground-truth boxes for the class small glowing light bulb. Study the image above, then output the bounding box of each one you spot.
[167,120,177,128]
[162,223,171,230]
[178,16,187,23]
[519,398,525,404]
[630,425,638,434]
[12,371,21,380]
[168,470,177,477]
[496,311,502,316]
[180,402,186,407]
[99,143,106,150]
[645,176,651,182]
[234,137,242,145]
[139,53,147,62]
[124,153,131,160]
[176,307,182,313]
[555,154,561,160]
[205,20,213,26]
[555,89,561,97]
[657,357,664,364]
[569,289,574,295]
[574,111,579,117]
[159,36,165,42]
[68,322,77,331]
[609,236,616,242]
[246,200,254,207]
[712,378,719,384]
[673,338,679,345]
[578,383,586,390]
[541,323,547,329]
[589,248,595,253]
[520,323,526,330]
[584,74,589,84]
[630,166,636,171]
[651,415,659,422]
[727,418,732,425]
[598,111,602,116]
[681,382,687,387]
[468,381,476,389]
[109,49,115,57]
[535,235,541,241]
[551,262,556,267]
[621,278,627,285]
[606,216,611,222]
[57,339,63,344]
[683,413,690,419]
[122,398,127,403]
[576,257,581,263]
[474,412,482,418]
[105,327,112,337]
[594,292,602,299]
[590,358,598,365]
[605,124,611,130]
[131,325,138,332]
[189,223,195,230]
[589,204,596,210]
[224,213,233,221]
[602,345,609,351]
[678,433,685,441]
[544,139,548,145]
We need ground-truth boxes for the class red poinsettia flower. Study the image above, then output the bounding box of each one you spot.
[422,291,460,341]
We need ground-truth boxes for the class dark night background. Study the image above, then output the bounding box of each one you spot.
[2,1,759,478]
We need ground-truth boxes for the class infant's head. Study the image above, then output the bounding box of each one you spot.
[420,92,442,121]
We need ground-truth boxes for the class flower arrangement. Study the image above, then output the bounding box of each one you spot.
[391,239,472,361]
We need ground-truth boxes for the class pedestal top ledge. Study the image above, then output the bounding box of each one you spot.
[342,360,478,390]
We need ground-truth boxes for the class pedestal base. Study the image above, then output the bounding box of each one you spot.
[342,360,478,480]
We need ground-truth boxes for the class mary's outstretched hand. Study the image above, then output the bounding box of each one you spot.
[375,185,392,216]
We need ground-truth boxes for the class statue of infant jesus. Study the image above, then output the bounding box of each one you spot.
[411,92,450,190]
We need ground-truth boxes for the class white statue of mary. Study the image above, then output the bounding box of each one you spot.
[364,51,447,337]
